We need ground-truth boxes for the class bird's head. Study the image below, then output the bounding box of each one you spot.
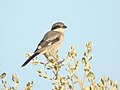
[51,22,67,32]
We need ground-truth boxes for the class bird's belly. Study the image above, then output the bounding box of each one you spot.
[45,35,64,55]
[46,41,62,55]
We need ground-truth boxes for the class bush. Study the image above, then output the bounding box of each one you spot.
[0,42,119,90]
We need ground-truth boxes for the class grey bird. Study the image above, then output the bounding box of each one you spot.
[21,22,67,67]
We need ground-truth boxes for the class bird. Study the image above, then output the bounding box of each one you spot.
[21,22,67,67]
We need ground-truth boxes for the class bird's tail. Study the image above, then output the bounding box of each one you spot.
[21,52,39,67]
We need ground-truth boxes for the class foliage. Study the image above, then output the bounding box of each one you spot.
[0,73,20,90]
[0,42,119,90]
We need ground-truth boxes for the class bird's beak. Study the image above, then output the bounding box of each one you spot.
[63,25,67,29]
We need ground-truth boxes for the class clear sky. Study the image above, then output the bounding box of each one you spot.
[0,0,120,89]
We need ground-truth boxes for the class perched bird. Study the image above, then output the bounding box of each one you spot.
[21,22,67,67]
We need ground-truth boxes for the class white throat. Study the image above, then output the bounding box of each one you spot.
[53,28,65,33]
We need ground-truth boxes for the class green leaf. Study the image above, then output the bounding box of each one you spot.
[69,84,72,89]
[0,73,6,79]
[86,71,95,80]
[32,60,39,66]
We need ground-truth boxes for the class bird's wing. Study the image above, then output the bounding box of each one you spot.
[34,31,61,53]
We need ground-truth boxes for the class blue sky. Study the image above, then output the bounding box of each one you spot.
[0,0,120,89]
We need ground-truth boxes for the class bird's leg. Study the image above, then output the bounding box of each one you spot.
[44,53,51,61]
[44,53,56,64]
[52,53,59,62]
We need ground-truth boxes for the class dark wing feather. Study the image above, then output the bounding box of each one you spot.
[34,31,60,53]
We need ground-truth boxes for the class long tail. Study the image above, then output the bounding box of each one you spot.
[21,52,39,67]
